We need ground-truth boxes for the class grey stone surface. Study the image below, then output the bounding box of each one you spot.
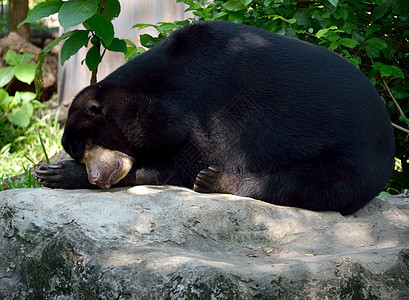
[0,186,408,299]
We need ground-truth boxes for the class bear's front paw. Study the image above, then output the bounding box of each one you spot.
[35,160,93,189]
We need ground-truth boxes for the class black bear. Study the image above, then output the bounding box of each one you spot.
[35,21,395,215]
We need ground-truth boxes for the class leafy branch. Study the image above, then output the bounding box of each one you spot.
[19,0,129,93]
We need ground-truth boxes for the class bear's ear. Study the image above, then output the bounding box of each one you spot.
[86,99,102,116]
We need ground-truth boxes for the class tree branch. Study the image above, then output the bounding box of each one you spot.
[382,77,406,118]
[392,123,409,135]
[381,77,409,135]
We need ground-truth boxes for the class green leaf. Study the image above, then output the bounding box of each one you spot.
[131,23,156,30]
[315,26,341,39]
[193,10,206,19]
[351,31,364,44]
[0,67,15,87]
[339,8,348,20]
[371,62,384,71]
[85,46,101,71]
[365,45,380,58]
[339,38,358,48]
[186,1,203,11]
[211,12,228,20]
[241,0,253,6]
[124,39,136,47]
[18,53,35,65]
[175,20,190,26]
[43,31,76,56]
[365,24,381,38]
[158,23,178,33]
[86,13,114,46]
[273,15,296,24]
[399,114,409,125]
[20,91,36,102]
[326,31,340,42]
[322,11,331,18]
[372,3,391,20]
[316,28,328,38]
[390,88,409,99]
[329,41,339,50]
[390,66,405,79]
[366,37,388,49]
[4,50,19,66]
[380,64,394,77]
[347,57,361,68]
[123,39,145,60]
[340,21,356,33]
[102,0,121,21]
[0,87,8,100]
[223,0,245,11]
[22,101,34,118]
[328,0,338,7]
[38,131,51,164]
[106,38,127,53]
[124,46,145,61]
[14,63,37,85]
[372,63,404,78]
[294,11,310,26]
[60,30,90,65]
[59,0,99,29]
[7,109,30,127]
[0,88,9,110]
[228,12,244,23]
[18,1,63,27]
[140,34,159,48]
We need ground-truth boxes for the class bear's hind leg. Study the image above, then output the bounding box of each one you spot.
[193,158,371,215]
[193,165,252,196]
[193,166,222,193]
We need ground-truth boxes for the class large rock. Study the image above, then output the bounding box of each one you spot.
[0,186,408,299]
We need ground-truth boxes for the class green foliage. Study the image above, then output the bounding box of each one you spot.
[38,131,51,165]
[0,99,62,184]
[0,50,38,128]
[132,20,190,50]
[0,50,61,185]
[0,90,36,128]
[19,0,128,85]
[0,48,62,190]
[0,165,42,190]
[1,50,36,87]
[136,0,409,191]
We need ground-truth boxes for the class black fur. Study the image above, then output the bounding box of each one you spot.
[36,21,395,214]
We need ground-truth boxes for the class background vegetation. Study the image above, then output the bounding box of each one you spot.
[1,0,408,193]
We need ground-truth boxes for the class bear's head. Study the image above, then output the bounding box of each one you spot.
[62,83,134,163]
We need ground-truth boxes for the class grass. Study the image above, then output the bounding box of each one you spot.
[0,102,63,190]
[0,165,43,189]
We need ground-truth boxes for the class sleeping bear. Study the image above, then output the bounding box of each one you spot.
[35,21,395,215]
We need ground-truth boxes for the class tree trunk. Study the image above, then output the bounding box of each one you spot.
[9,0,30,41]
